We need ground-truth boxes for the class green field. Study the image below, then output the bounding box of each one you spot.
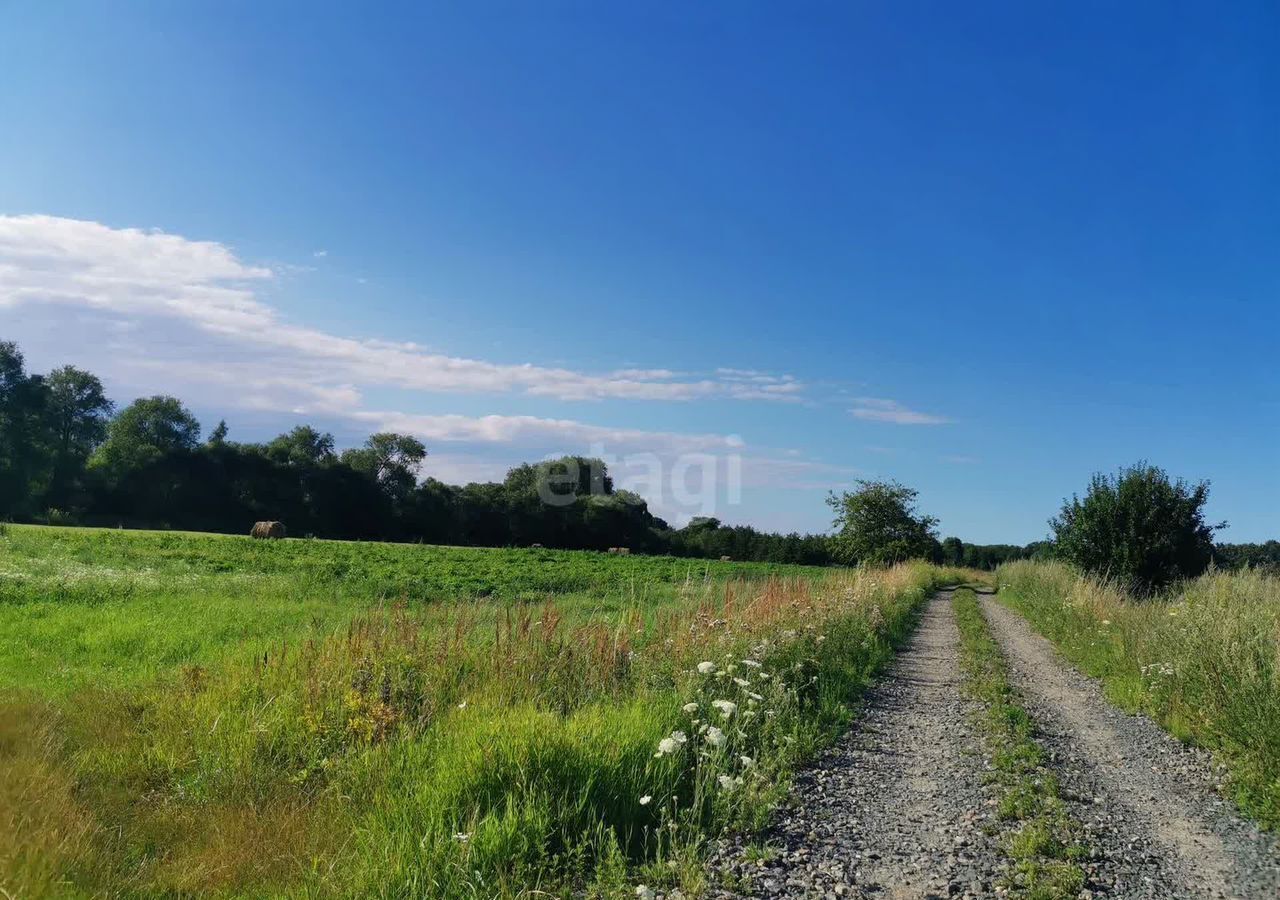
[0,524,968,898]
[0,525,821,695]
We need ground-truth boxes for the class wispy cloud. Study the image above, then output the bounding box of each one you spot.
[849,397,950,425]
[0,214,804,405]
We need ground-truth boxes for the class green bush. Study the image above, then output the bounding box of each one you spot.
[1050,462,1220,593]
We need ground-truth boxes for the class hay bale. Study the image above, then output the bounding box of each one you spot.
[250,521,287,540]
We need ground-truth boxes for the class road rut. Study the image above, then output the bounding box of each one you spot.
[982,595,1280,899]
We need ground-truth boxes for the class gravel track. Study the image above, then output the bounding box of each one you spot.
[982,595,1280,899]
[707,590,1006,898]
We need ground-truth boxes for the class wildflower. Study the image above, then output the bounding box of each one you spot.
[733,677,751,688]
[1101,619,1111,626]
[453,832,471,842]
[718,774,737,792]
[740,755,754,768]
[637,886,656,900]
[742,658,762,668]
[748,692,763,702]
[682,702,699,713]
[640,795,652,806]
[670,730,688,744]
[457,700,467,710]
[712,699,738,718]
[705,725,727,747]
[816,635,826,643]
[696,661,717,675]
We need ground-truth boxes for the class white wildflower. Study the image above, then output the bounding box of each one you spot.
[740,755,754,768]
[682,702,699,713]
[457,700,467,710]
[639,795,652,806]
[712,699,738,718]
[742,659,762,668]
[636,886,656,900]
[705,725,727,747]
[733,677,751,688]
[656,737,680,756]
[717,774,737,792]
[696,661,717,675]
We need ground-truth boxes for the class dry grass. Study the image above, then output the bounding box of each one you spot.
[0,701,98,899]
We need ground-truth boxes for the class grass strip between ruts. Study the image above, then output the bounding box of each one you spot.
[952,588,1088,900]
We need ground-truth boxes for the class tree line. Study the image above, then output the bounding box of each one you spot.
[5,341,1268,577]
[0,340,845,562]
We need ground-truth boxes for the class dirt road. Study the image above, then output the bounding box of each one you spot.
[708,590,1280,899]
[709,590,1006,898]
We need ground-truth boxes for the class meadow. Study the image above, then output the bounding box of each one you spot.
[997,560,1280,829]
[0,524,968,898]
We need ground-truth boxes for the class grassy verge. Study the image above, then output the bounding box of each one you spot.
[952,588,1086,899]
[0,524,974,897]
[996,560,1280,829]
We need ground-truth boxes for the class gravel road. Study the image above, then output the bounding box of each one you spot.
[707,590,1006,898]
[705,591,1280,900]
[981,595,1280,899]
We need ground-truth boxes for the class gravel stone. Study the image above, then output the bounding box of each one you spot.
[707,590,1005,898]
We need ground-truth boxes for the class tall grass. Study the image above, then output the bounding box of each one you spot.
[0,524,970,897]
[997,560,1280,828]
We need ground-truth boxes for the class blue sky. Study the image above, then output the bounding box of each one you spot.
[1,1,1276,542]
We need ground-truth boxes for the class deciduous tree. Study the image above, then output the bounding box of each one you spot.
[827,479,940,566]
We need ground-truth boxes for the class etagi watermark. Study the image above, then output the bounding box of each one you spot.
[534,440,743,517]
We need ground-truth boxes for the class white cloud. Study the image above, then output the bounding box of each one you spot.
[0,214,804,404]
[346,409,744,455]
[850,397,950,425]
